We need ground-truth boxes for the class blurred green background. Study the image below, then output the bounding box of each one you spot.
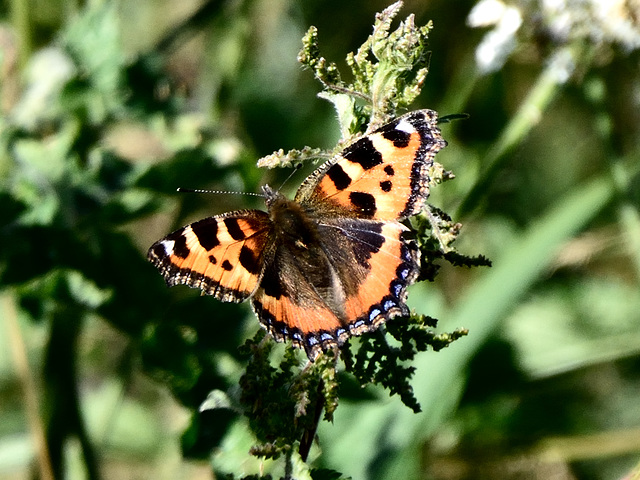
[1,0,640,479]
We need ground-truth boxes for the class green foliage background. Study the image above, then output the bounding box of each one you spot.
[1,0,640,479]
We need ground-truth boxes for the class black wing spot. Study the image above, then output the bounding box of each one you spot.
[384,165,395,176]
[170,234,190,259]
[221,259,233,271]
[380,180,392,192]
[239,245,261,274]
[326,163,352,190]
[208,255,217,264]
[191,219,220,251]
[224,217,246,241]
[381,121,412,148]
[343,138,383,170]
[349,192,377,217]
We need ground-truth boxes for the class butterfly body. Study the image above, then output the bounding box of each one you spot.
[148,110,446,360]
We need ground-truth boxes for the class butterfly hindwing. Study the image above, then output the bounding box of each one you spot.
[324,219,419,331]
[250,217,419,359]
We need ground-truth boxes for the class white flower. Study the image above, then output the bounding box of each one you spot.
[468,0,523,74]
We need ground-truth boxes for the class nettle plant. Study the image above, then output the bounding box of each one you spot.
[204,3,489,479]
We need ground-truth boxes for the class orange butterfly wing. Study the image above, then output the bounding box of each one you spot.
[296,110,446,220]
[148,211,273,302]
[251,219,419,359]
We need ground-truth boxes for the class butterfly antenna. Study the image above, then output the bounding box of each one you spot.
[177,187,264,197]
[276,164,303,194]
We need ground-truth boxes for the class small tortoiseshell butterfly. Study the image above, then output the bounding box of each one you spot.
[148,110,446,360]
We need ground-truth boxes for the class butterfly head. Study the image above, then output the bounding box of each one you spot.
[262,184,285,208]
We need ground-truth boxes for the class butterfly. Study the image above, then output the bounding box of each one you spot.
[148,110,447,360]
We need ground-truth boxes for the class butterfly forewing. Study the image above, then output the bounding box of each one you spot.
[148,210,273,302]
[297,110,446,221]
